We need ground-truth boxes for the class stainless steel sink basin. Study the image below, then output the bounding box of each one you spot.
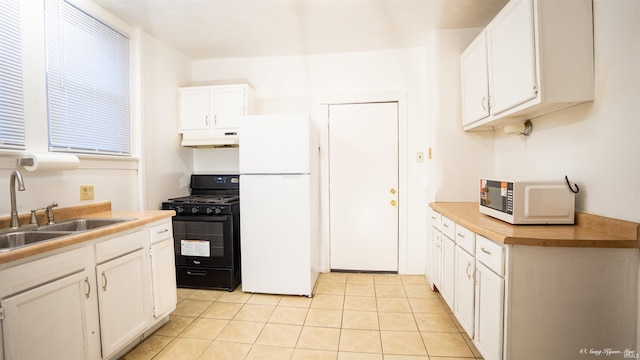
[37,218,132,232]
[0,231,72,252]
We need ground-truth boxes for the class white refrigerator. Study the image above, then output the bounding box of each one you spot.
[239,114,319,296]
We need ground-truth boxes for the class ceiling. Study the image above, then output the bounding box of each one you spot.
[93,0,508,60]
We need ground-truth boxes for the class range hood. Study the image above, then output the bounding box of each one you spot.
[181,128,239,148]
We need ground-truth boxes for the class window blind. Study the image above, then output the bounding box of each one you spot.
[45,0,131,155]
[0,0,25,150]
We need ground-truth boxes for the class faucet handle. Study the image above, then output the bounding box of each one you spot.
[30,207,45,226]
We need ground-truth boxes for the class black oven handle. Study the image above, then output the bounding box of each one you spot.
[186,270,208,276]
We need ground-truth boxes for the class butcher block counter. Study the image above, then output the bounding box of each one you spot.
[430,202,640,248]
[0,201,175,265]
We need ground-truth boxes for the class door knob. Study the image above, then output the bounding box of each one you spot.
[390,200,397,206]
[390,188,397,194]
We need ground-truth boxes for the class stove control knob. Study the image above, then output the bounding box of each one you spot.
[175,206,185,214]
[206,207,222,215]
[191,207,199,214]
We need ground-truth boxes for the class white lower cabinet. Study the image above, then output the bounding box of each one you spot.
[149,222,177,319]
[0,246,100,360]
[96,248,151,358]
[440,234,455,308]
[429,228,442,289]
[430,208,638,360]
[474,261,504,360]
[430,210,504,360]
[0,218,176,360]
[453,246,475,337]
[1,270,97,360]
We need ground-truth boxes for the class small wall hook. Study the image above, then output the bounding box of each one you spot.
[565,175,580,194]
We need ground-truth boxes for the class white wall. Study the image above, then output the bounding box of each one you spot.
[493,0,640,222]
[191,48,429,273]
[426,29,495,203]
[140,32,194,210]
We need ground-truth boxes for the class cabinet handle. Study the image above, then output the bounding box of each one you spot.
[101,271,108,291]
[466,262,472,280]
[205,115,209,126]
[157,228,169,235]
[443,224,450,228]
[481,96,487,110]
[457,232,465,238]
[84,277,91,299]
[481,247,491,255]
[213,114,217,125]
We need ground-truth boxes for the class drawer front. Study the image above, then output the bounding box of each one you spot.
[475,235,504,276]
[95,230,145,264]
[429,209,442,231]
[441,216,456,240]
[0,246,89,298]
[455,224,476,255]
[149,221,173,244]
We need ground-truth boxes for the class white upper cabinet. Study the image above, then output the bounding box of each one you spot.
[179,87,211,131]
[461,33,489,126]
[178,84,255,133]
[461,0,594,130]
[488,0,537,115]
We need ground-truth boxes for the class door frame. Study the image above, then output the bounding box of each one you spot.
[318,93,408,273]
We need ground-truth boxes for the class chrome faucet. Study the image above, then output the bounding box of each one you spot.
[45,202,58,225]
[9,170,25,229]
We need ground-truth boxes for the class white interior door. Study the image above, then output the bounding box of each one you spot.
[328,102,398,272]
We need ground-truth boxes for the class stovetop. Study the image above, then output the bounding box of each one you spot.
[166,194,240,205]
[162,174,240,215]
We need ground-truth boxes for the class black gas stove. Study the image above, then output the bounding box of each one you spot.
[162,174,241,291]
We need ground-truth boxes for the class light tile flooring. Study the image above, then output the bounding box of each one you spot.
[121,273,483,360]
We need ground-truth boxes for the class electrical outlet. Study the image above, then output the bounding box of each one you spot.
[80,185,94,200]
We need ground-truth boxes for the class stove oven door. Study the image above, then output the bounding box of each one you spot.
[172,215,233,268]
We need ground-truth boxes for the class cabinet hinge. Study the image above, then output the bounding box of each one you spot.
[0,307,4,320]
[533,83,539,94]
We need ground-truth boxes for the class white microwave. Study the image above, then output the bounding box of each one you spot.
[479,179,575,224]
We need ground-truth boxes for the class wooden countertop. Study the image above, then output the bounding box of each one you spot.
[0,201,175,265]
[430,202,640,248]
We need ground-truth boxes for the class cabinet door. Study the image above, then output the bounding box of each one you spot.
[211,86,246,128]
[453,246,475,337]
[474,262,504,360]
[1,271,98,360]
[440,235,455,308]
[179,88,211,131]
[461,32,490,125]
[97,249,151,358]
[430,229,442,289]
[488,0,537,115]
[150,238,177,319]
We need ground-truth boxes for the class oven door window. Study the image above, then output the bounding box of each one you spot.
[172,216,233,267]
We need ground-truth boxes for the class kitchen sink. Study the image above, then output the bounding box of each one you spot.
[0,231,73,252]
[36,218,132,232]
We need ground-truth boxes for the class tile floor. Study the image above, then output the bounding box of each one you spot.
[121,273,483,360]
